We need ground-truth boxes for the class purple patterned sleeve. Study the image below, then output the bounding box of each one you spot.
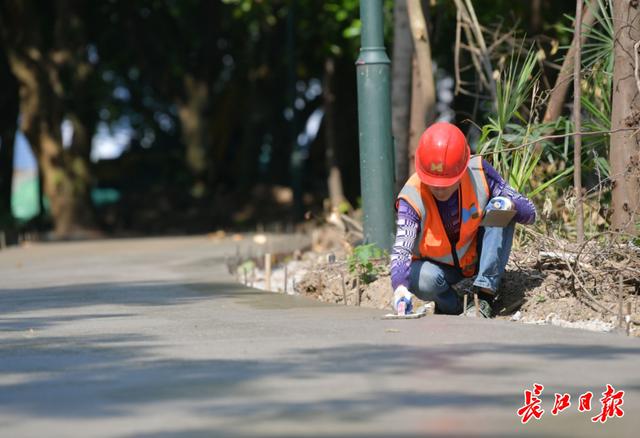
[390,199,420,290]
[482,160,537,224]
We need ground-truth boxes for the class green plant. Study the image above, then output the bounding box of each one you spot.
[237,260,255,276]
[566,0,614,234]
[561,0,613,71]
[337,200,352,214]
[347,243,387,284]
[563,0,613,181]
[478,46,573,199]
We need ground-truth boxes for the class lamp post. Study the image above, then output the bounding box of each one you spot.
[355,0,395,250]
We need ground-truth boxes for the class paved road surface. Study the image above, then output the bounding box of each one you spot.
[0,235,638,437]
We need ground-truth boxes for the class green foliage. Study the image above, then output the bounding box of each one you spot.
[347,243,387,284]
[478,46,572,199]
[560,0,613,71]
[237,260,255,276]
[2,0,589,235]
[337,200,352,214]
[576,0,613,183]
[221,0,390,59]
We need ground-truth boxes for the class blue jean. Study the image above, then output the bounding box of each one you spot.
[408,222,515,314]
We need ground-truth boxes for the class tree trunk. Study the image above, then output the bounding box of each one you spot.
[323,57,347,210]
[67,112,97,228]
[530,0,543,34]
[177,74,210,198]
[408,55,427,175]
[0,45,19,224]
[610,0,640,234]
[0,123,17,223]
[406,0,436,126]
[18,66,85,237]
[544,0,596,123]
[19,81,82,237]
[1,0,97,237]
[392,0,413,193]
[573,0,584,244]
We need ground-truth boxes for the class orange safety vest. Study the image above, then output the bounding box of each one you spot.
[397,156,490,277]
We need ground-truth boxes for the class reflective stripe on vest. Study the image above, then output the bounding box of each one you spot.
[396,155,489,276]
[468,156,489,213]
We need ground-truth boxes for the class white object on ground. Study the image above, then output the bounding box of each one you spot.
[382,302,435,320]
[521,313,615,333]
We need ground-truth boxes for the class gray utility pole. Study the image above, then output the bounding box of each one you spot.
[355,0,395,251]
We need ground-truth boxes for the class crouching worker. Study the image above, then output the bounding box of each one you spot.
[391,122,536,318]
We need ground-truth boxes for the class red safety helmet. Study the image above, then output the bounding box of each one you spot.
[415,122,470,187]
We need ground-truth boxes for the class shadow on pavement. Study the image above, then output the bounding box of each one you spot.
[0,281,267,319]
[1,280,638,435]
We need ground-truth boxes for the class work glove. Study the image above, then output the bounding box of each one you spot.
[393,285,414,315]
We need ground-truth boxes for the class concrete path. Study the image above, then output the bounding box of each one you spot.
[0,235,638,437]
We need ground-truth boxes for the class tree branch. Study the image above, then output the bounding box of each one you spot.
[543,0,596,123]
[634,40,640,95]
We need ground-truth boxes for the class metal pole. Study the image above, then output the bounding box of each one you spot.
[356,0,395,251]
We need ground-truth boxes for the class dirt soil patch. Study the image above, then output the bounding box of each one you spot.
[234,225,640,336]
[288,226,640,335]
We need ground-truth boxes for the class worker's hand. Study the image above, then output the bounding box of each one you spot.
[393,285,413,315]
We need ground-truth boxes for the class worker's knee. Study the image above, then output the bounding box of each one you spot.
[410,262,450,298]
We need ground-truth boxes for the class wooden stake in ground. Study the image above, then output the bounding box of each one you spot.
[265,253,272,291]
[473,292,480,318]
[618,275,624,329]
[626,302,632,336]
[340,272,347,305]
[283,264,288,294]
